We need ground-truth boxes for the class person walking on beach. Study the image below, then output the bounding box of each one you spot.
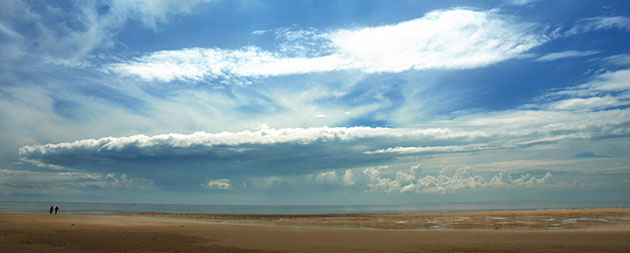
[54,206,59,215]
[49,206,53,215]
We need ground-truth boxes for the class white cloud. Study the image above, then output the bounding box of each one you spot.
[488,171,552,185]
[108,46,344,83]
[488,171,513,185]
[509,0,540,6]
[511,172,553,185]
[548,96,626,111]
[535,50,600,62]
[18,125,398,157]
[0,168,153,195]
[18,104,630,183]
[361,165,553,194]
[565,16,630,36]
[603,54,630,67]
[272,26,333,57]
[343,169,357,185]
[21,99,629,161]
[327,9,543,72]
[537,69,630,100]
[363,167,401,193]
[19,158,68,171]
[206,179,231,190]
[314,171,338,184]
[109,9,545,82]
[588,69,630,91]
[364,144,491,155]
[0,23,22,39]
[15,68,630,191]
[109,0,212,30]
[0,0,211,64]
[103,172,154,189]
[516,133,590,146]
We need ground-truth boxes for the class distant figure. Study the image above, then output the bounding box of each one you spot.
[49,206,53,215]
[54,206,59,215]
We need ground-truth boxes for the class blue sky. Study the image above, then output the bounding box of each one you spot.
[1,0,629,205]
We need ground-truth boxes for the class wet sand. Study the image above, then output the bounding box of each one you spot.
[2,209,630,252]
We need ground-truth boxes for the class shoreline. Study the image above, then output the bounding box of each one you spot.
[4,200,629,214]
[111,208,630,230]
[110,207,630,216]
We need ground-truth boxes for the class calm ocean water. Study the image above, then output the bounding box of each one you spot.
[2,201,629,214]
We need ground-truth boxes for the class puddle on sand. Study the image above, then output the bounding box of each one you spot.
[424,218,440,224]
[495,221,537,225]
[562,219,577,224]
[453,217,470,222]
[487,216,507,220]
[562,218,608,224]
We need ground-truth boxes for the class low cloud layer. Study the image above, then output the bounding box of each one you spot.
[356,165,553,194]
[17,68,630,191]
[0,169,152,196]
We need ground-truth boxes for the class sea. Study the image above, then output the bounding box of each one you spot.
[1,200,629,214]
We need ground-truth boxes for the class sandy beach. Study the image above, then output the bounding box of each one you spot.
[2,209,630,252]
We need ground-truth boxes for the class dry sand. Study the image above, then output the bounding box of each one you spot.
[2,209,630,252]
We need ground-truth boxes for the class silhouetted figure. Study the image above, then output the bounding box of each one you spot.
[54,206,59,215]
[49,206,53,215]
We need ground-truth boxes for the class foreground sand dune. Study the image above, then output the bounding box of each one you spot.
[2,209,630,252]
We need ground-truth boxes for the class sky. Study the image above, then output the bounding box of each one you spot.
[1,0,629,205]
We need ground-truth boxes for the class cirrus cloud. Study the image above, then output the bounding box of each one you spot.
[535,50,600,62]
[564,16,630,36]
[108,9,545,82]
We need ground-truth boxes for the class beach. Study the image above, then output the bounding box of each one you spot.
[2,209,630,252]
